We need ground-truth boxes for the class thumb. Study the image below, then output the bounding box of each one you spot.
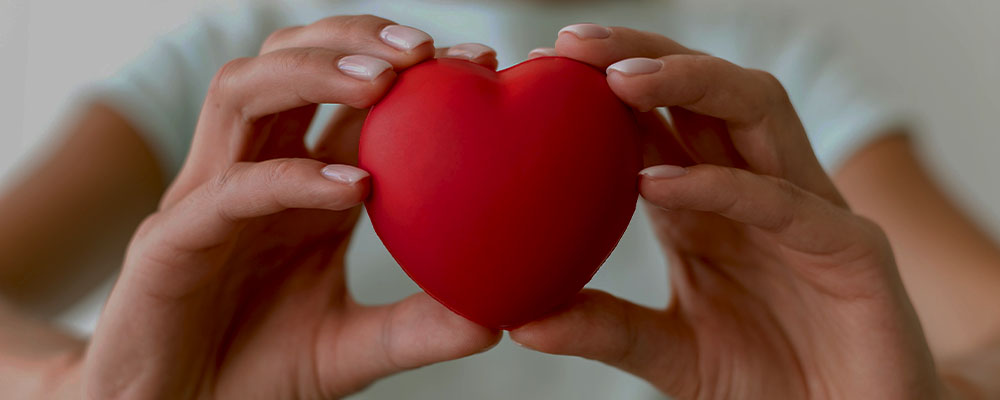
[317,293,502,397]
[509,289,698,396]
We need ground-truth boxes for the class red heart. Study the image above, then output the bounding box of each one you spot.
[359,57,642,329]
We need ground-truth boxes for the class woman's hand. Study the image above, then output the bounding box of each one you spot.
[79,15,501,399]
[513,25,946,399]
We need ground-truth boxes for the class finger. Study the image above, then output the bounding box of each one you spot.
[527,47,556,59]
[163,50,394,206]
[608,56,843,203]
[311,43,498,170]
[605,55,783,121]
[213,49,396,124]
[132,160,369,301]
[260,15,435,68]
[322,293,502,396]
[510,289,696,397]
[551,25,749,168]
[555,24,702,68]
[638,164,869,255]
[157,159,368,252]
[435,43,499,70]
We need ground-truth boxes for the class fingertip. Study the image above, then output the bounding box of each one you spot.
[341,68,397,109]
[408,40,439,63]
[605,71,662,112]
[639,165,688,180]
[396,293,502,360]
[553,24,623,68]
[317,164,371,209]
[440,43,499,70]
[527,47,557,59]
[320,164,370,184]
[557,23,612,40]
[378,24,434,53]
[338,55,393,82]
[509,289,617,355]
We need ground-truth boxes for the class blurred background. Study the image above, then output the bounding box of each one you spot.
[1,0,998,397]
[3,0,1000,333]
[2,0,997,235]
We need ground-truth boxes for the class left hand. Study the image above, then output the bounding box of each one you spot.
[513,25,947,399]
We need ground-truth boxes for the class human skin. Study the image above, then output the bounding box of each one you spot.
[59,15,502,399]
[510,24,948,399]
[1,11,1000,400]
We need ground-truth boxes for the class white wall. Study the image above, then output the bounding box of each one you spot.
[1,0,998,234]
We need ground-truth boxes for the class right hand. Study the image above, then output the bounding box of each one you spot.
[79,15,501,399]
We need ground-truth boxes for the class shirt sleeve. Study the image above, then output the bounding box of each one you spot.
[81,5,292,177]
[690,9,909,173]
[768,26,907,172]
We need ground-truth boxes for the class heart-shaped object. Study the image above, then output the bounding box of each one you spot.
[359,57,642,329]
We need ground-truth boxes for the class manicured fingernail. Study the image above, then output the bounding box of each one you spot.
[558,23,612,39]
[379,25,433,51]
[607,57,663,76]
[338,55,393,81]
[640,165,687,179]
[528,47,557,58]
[321,164,369,184]
[445,43,496,60]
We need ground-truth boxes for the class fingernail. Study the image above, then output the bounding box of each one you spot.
[607,57,663,76]
[639,165,687,179]
[444,43,496,60]
[528,47,557,58]
[379,25,433,51]
[338,55,393,81]
[558,23,612,39]
[321,164,369,184]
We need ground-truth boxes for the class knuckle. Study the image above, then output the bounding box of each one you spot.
[277,47,327,72]
[133,213,164,241]
[208,57,252,100]
[769,175,803,199]
[854,215,893,248]
[673,55,717,105]
[751,69,792,107]
[715,167,746,212]
[716,165,746,189]
[261,26,300,51]
[264,158,301,186]
[209,164,253,223]
[211,164,243,198]
[316,14,392,36]
[765,176,803,232]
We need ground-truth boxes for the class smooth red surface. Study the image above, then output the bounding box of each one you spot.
[359,57,642,329]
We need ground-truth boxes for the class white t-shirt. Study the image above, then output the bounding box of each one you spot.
[70,0,901,398]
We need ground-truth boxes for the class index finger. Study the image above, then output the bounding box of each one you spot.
[605,55,844,204]
[554,24,704,68]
